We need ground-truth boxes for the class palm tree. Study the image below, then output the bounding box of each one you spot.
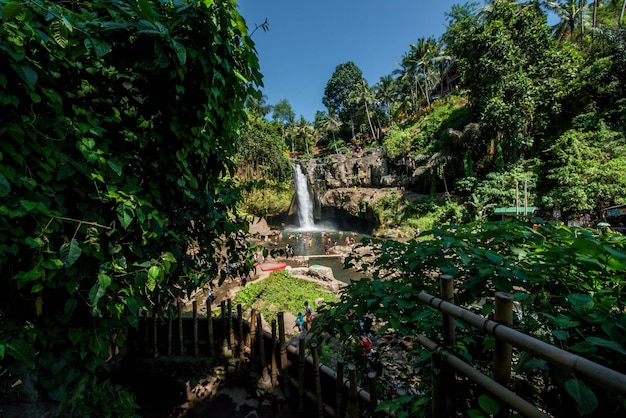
[544,0,591,40]
[292,117,313,155]
[374,75,397,121]
[393,52,419,111]
[350,80,377,142]
[413,37,441,106]
[319,109,342,154]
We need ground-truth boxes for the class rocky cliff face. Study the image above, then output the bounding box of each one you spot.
[296,149,417,225]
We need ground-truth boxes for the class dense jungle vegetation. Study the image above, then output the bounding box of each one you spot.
[239,0,626,225]
[1,0,625,417]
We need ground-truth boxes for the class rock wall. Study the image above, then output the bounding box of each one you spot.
[296,149,418,225]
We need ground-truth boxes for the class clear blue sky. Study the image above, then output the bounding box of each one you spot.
[238,0,464,122]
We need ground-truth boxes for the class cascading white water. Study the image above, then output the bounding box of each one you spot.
[293,164,315,228]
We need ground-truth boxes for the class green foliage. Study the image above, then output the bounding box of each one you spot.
[235,112,291,183]
[317,221,626,416]
[447,1,578,163]
[239,181,293,218]
[322,61,366,131]
[542,126,626,214]
[383,124,415,159]
[0,0,260,413]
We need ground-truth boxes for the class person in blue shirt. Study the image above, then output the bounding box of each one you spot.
[295,312,305,332]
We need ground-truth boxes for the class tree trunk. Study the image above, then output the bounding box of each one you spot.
[365,101,376,142]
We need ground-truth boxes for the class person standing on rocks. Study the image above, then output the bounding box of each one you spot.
[304,301,313,331]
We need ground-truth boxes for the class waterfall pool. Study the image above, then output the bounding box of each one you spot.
[257,229,370,284]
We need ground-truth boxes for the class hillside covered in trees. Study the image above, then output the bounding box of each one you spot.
[238,0,626,225]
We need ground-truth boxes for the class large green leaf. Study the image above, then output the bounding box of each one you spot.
[117,204,135,229]
[6,339,36,368]
[586,336,626,355]
[9,63,38,90]
[1,1,21,21]
[60,239,82,268]
[564,379,598,416]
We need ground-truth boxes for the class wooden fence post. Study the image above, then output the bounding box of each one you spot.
[298,334,306,414]
[368,371,378,416]
[271,319,279,387]
[178,302,184,355]
[206,298,215,356]
[249,309,257,368]
[278,312,290,398]
[193,300,199,356]
[227,299,233,352]
[237,304,245,361]
[494,291,514,418]
[221,300,228,355]
[335,358,345,418]
[439,274,456,417]
[311,343,324,418]
[257,313,269,382]
[348,364,359,418]
[431,350,445,418]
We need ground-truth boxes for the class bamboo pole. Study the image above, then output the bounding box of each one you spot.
[178,302,184,355]
[367,371,378,417]
[206,298,215,356]
[494,292,513,418]
[417,291,626,397]
[440,275,456,346]
[278,312,290,398]
[494,292,513,387]
[237,304,245,362]
[431,350,443,417]
[221,300,228,355]
[311,343,324,418]
[227,299,233,351]
[335,358,345,418]
[249,309,257,368]
[417,334,549,418]
[257,313,269,382]
[298,334,306,414]
[348,364,359,418]
[271,319,279,387]
[439,274,456,417]
[193,301,199,356]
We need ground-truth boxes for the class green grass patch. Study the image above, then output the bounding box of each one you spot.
[233,270,339,320]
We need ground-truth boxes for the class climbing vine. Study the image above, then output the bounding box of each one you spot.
[0,0,260,413]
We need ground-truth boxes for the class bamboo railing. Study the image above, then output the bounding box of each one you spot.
[132,278,626,418]
[419,275,626,418]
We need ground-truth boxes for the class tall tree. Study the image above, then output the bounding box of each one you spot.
[272,98,296,126]
[322,61,366,135]
[317,109,343,154]
[350,80,378,142]
[374,74,397,120]
[445,0,579,164]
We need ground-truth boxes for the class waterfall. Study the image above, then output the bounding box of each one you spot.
[293,164,315,228]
